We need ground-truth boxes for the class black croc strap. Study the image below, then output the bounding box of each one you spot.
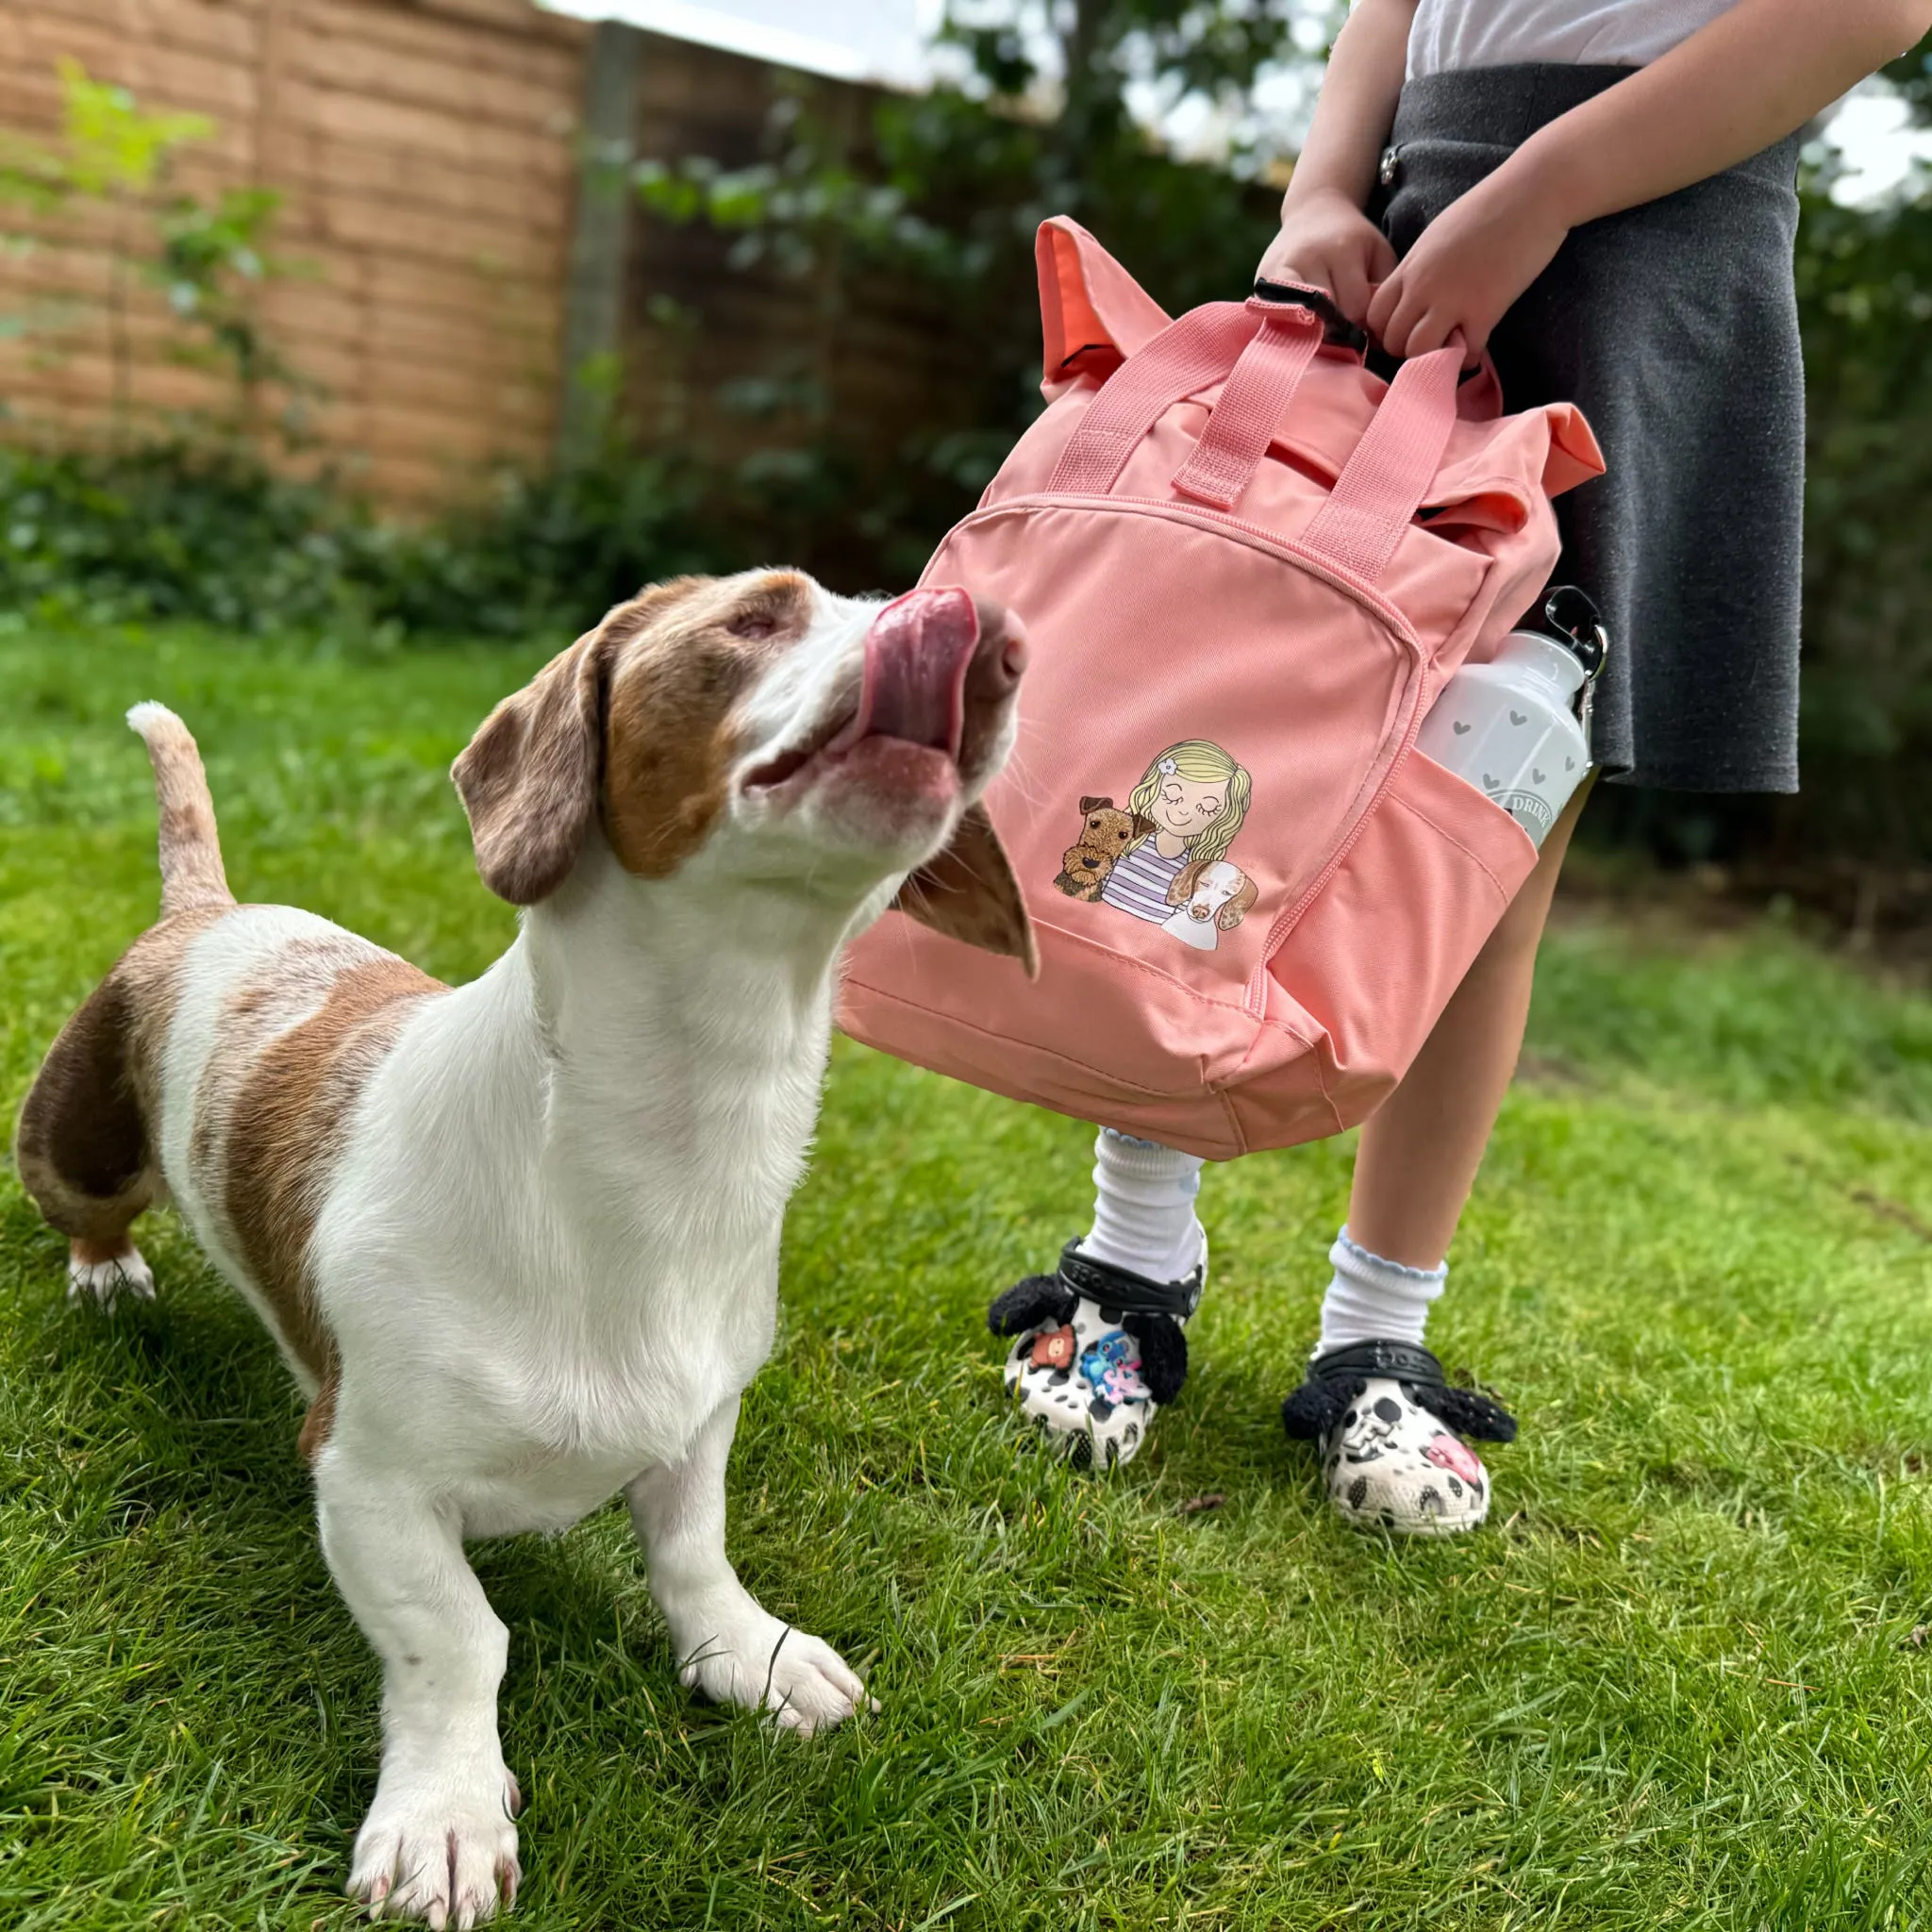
[1056,1241,1205,1321]
[1305,1339,1447,1389]
[1281,1337,1517,1445]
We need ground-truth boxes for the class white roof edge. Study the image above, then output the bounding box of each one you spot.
[535,0,932,90]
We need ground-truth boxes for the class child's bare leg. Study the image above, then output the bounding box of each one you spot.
[1348,776,1594,1268]
[1286,780,1594,1535]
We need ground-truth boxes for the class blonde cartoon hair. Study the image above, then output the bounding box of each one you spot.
[1126,739,1251,867]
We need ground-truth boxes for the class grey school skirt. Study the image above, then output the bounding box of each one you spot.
[1380,65,1804,792]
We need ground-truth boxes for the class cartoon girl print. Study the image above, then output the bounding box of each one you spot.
[1050,738,1258,953]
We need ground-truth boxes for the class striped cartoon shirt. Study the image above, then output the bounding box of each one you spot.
[1102,839,1187,923]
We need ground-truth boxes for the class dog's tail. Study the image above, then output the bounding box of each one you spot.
[126,703,234,918]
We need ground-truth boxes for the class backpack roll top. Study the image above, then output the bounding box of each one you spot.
[839,219,1604,1159]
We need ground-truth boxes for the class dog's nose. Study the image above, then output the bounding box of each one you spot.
[970,595,1028,692]
[949,591,1026,778]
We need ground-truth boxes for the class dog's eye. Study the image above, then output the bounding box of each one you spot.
[727,613,777,640]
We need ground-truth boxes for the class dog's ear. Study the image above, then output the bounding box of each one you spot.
[452,628,606,906]
[1218,874,1257,930]
[1078,794,1112,814]
[894,803,1038,977]
[1130,812,1156,841]
[1167,858,1206,907]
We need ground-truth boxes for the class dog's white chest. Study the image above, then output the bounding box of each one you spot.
[375,1248,780,1539]
[467,1353,764,1536]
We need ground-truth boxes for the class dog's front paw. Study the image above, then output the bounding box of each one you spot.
[677,1607,876,1737]
[348,1764,521,1926]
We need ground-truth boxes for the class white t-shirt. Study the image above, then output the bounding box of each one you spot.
[1407,1,1740,80]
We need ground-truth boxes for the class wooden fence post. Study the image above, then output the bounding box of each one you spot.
[556,20,642,471]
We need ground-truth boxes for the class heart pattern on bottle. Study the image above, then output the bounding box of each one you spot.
[1509,710,1527,726]
[1452,720,1471,736]
[1483,773,1499,790]
[1565,756,1576,772]
[1532,768,1546,784]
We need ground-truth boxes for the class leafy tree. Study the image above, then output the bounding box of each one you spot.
[1788,158,1932,868]
[634,4,1321,580]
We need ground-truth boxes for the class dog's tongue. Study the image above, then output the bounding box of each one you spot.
[831,588,978,759]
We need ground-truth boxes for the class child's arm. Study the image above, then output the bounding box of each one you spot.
[1369,0,1932,359]
[1256,0,1418,325]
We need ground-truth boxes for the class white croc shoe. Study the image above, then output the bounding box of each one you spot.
[1281,1340,1515,1537]
[989,1241,1201,1471]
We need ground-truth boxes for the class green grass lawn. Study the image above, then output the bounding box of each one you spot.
[5,623,1932,1931]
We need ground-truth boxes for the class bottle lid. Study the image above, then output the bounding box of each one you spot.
[1496,627,1589,697]
[1539,585,1608,679]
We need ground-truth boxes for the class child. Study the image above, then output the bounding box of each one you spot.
[1099,741,1252,924]
[992,0,1932,1524]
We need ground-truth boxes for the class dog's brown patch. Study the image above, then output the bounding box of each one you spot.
[298,1365,341,1465]
[453,572,811,903]
[15,905,229,1245]
[214,948,444,1387]
[71,1233,139,1267]
[189,936,369,1208]
[600,573,810,878]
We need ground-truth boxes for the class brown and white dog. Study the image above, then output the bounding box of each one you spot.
[14,573,1033,1927]
[1158,858,1256,951]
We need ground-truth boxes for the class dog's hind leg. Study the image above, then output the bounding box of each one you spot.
[315,1451,522,1924]
[15,972,159,1308]
[627,1395,876,1736]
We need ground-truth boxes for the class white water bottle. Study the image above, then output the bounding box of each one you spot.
[1416,591,1607,848]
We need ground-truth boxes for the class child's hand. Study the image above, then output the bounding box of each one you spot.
[1365,168,1570,362]
[1255,187,1396,328]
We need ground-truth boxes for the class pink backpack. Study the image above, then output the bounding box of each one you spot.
[840,218,1603,1160]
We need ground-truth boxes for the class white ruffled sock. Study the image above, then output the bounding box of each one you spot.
[1077,1129,1205,1285]
[1313,1225,1446,1357]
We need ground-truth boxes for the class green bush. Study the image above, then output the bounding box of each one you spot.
[0,443,749,641]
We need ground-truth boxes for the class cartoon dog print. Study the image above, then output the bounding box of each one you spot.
[1053,796,1152,902]
[1159,858,1257,951]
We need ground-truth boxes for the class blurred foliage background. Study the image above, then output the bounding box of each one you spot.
[3,7,1930,909]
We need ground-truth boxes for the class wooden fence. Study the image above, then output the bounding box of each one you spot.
[612,29,962,493]
[0,0,587,504]
[0,1,989,510]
